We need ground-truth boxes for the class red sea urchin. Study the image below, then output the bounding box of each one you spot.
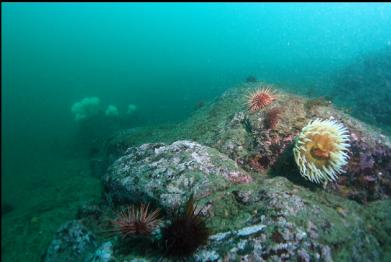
[161,195,210,258]
[247,86,278,112]
[112,204,160,238]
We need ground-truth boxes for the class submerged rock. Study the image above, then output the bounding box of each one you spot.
[224,88,391,203]
[89,241,114,262]
[99,138,388,261]
[44,220,97,262]
[194,177,383,262]
[103,140,252,211]
[137,84,390,204]
[44,83,391,261]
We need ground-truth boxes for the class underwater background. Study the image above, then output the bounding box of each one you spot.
[2,3,391,261]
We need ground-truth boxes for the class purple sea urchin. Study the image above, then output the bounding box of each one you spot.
[161,195,210,258]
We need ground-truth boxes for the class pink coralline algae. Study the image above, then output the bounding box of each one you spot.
[333,133,391,203]
[359,153,375,170]
[227,172,253,184]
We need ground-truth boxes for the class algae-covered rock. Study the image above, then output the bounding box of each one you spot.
[44,220,97,262]
[197,86,391,204]
[89,241,114,262]
[103,140,252,211]
[193,176,383,262]
[99,137,389,261]
[44,83,391,261]
[105,84,391,203]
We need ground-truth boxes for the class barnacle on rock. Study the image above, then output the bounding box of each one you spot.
[293,118,350,184]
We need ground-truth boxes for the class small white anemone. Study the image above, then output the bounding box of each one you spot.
[71,97,101,122]
[127,104,137,115]
[293,118,350,184]
[105,105,119,117]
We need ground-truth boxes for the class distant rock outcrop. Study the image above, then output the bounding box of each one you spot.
[331,47,391,133]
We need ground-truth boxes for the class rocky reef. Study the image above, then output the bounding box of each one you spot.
[43,83,391,261]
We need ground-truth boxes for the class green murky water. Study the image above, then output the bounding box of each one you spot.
[2,3,391,261]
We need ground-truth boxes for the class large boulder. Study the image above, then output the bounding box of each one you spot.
[103,140,252,211]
